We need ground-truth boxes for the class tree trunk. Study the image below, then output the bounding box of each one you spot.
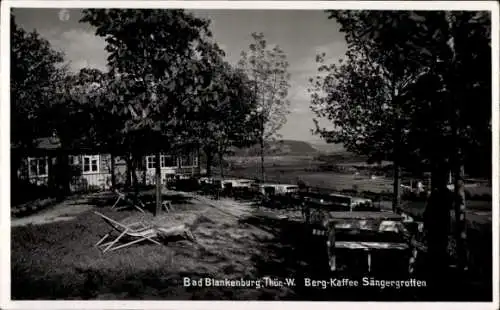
[218,152,224,179]
[47,155,55,196]
[131,156,139,197]
[154,151,161,217]
[56,147,71,198]
[259,136,265,181]
[424,158,451,290]
[453,163,467,271]
[392,120,402,213]
[10,151,22,203]
[196,145,201,176]
[125,155,132,189]
[110,154,116,190]
[392,161,401,213]
[206,150,213,177]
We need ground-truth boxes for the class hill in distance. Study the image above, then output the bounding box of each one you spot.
[309,142,345,154]
[233,140,319,156]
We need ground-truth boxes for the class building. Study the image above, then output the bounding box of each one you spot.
[13,136,200,193]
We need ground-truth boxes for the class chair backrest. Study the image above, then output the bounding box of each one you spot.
[331,218,406,244]
[94,211,128,233]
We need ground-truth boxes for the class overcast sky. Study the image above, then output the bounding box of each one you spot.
[12,8,347,144]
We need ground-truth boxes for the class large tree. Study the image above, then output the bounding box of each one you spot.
[409,11,491,273]
[204,64,259,178]
[189,42,259,177]
[11,14,65,197]
[11,14,65,148]
[238,32,291,181]
[310,10,491,285]
[310,11,434,211]
[80,9,215,216]
[447,11,491,272]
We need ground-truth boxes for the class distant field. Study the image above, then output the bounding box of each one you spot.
[223,156,492,199]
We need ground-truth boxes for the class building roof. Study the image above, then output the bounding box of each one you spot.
[11,136,61,151]
[34,137,62,150]
[12,134,200,155]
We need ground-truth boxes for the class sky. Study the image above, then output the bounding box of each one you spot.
[12,8,347,144]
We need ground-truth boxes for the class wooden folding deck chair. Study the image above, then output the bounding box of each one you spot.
[111,190,146,213]
[94,211,162,253]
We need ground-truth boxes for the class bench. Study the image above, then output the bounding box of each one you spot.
[324,214,418,274]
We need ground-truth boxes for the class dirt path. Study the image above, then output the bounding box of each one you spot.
[11,195,98,227]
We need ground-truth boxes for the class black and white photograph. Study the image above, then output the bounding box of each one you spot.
[1,0,498,308]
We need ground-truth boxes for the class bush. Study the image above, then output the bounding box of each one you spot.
[11,181,51,206]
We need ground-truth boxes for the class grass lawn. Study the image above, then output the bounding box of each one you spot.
[11,190,492,301]
[11,191,304,300]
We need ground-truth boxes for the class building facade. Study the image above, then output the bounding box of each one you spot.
[16,137,200,192]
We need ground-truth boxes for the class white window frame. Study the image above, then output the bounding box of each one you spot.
[28,157,48,178]
[147,154,178,169]
[82,155,99,174]
[146,156,156,169]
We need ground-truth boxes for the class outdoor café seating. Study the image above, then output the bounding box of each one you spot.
[322,212,417,275]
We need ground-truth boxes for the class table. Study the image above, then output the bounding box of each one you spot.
[256,183,299,195]
[199,177,254,189]
[323,213,412,274]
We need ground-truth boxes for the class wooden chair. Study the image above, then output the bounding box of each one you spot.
[111,190,145,213]
[94,211,161,253]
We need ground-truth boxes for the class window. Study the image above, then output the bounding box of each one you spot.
[146,156,156,169]
[147,155,177,169]
[28,157,48,177]
[82,155,99,173]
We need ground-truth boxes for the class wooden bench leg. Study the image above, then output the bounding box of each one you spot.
[366,249,372,273]
[330,254,337,271]
[327,239,336,272]
[409,248,418,274]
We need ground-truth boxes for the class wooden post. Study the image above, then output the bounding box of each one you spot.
[219,152,224,179]
[392,162,401,212]
[453,164,468,271]
[110,154,116,190]
[155,151,161,217]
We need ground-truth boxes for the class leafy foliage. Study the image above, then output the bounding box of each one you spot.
[238,32,292,178]
[11,14,65,148]
[195,50,259,159]
[309,11,491,176]
[80,9,213,151]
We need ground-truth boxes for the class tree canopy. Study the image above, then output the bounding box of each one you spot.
[309,11,491,177]
[80,9,214,152]
[11,13,65,149]
[238,32,291,179]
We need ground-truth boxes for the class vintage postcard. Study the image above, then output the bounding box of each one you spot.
[1,1,498,309]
